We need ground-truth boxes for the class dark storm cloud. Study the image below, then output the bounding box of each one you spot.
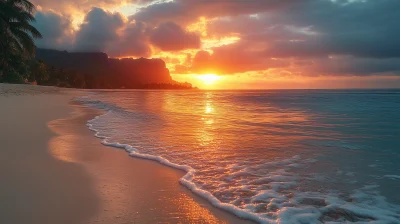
[150,22,201,51]
[74,8,125,52]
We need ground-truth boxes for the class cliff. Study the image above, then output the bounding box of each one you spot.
[35,49,173,88]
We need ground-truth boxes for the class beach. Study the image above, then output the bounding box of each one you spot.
[0,84,251,224]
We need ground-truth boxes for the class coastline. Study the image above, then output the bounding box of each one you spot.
[0,84,252,224]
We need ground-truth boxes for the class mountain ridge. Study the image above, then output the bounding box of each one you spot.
[35,48,176,88]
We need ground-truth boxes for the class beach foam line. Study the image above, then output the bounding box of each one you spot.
[86,112,272,224]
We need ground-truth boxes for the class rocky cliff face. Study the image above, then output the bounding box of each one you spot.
[35,49,172,87]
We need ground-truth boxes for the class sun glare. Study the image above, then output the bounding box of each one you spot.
[197,74,221,85]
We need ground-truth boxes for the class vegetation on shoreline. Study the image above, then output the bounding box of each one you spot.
[0,0,41,83]
[0,0,194,89]
[21,58,194,89]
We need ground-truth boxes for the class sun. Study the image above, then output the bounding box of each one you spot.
[197,74,221,85]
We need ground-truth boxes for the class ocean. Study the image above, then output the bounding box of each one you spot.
[78,89,400,223]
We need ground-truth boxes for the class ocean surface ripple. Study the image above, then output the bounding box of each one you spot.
[77,89,400,224]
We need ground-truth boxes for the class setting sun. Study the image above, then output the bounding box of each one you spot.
[197,74,221,85]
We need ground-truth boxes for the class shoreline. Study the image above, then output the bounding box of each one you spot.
[0,84,252,224]
[85,106,264,223]
[70,98,254,224]
[83,102,260,223]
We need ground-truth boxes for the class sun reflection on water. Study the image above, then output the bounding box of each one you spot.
[86,90,343,221]
[205,104,213,114]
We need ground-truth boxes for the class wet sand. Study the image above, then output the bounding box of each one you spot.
[0,84,97,224]
[0,84,252,224]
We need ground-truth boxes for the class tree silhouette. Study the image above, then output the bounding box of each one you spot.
[0,0,42,80]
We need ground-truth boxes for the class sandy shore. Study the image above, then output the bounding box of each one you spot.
[0,84,252,224]
[0,84,97,224]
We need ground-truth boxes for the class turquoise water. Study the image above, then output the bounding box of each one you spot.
[79,89,400,223]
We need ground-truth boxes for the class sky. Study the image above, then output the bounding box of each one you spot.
[31,0,400,89]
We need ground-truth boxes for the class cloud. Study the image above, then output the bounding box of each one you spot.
[204,0,400,59]
[74,8,125,52]
[34,7,153,57]
[108,21,152,57]
[33,10,74,50]
[196,0,400,77]
[31,0,152,15]
[73,8,155,57]
[310,57,400,76]
[31,0,400,79]
[150,22,201,51]
[72,9,201,56]
[263,0,400,59]
[188,43,288,74]
[33,8,200,56]
[133,0,303,25]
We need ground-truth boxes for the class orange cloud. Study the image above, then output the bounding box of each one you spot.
[32,0,150,14]
[185,44,288,75]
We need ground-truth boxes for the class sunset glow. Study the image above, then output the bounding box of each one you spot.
[30,0,400,89]
[197,74,221,86]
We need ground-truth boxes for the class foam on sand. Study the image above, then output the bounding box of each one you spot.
[86,112,272,223]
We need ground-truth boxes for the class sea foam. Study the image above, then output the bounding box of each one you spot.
[85,111,272,223]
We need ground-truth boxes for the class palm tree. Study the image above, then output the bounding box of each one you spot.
[29,59,48,84]
[0,0,42,78]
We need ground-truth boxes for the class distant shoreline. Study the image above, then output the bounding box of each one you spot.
[32,48,195,90]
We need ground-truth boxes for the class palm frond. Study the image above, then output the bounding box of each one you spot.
[7,0,35,14]
[0,0,41,58]
[10,21,42,38]
[12,28,35,53]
